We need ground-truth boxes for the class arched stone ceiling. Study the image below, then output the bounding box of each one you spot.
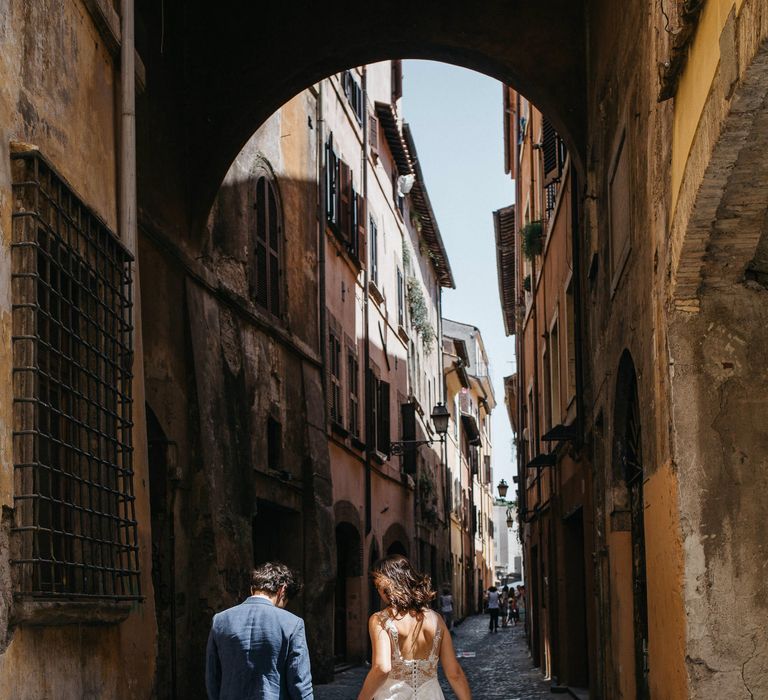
[135,0,586,231]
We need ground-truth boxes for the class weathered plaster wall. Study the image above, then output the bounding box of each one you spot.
[670,286,768,699]
[584,0,687,697]
[643,462,687,699]
[137,87,336,692]
[0,2,156,697]
[666,0,768,696]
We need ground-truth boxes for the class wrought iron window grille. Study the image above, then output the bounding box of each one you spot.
[11,150,141,601]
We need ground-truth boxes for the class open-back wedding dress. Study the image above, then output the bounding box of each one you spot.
[373,609,445,700]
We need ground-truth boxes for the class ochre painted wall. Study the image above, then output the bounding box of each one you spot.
[671,0,745,214]
[643,460,687,699]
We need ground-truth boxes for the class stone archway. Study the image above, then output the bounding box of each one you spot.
[134,1,587,234]
[383,523,411,558]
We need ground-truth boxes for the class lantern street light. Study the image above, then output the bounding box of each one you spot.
[497,479,509,498]
[389,402,450,457]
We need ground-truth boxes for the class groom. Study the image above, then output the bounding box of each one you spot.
[206,562,314,699]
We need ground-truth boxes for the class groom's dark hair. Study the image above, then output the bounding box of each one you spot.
[251,562,303,599]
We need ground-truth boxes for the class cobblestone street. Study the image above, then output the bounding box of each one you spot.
[314,614,553,699]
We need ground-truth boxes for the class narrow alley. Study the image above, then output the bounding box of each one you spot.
[315,615,552,700]
[4,3,768,699]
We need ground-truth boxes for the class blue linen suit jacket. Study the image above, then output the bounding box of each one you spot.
[206,596,314,700]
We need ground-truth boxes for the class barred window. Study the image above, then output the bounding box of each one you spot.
[11,151,140,600]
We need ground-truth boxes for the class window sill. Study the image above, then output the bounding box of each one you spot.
[12,597,136,627]
[397,325,409,343]
[331,421,349,439]
[350,436,366,452]
[370,449,388,465]
[326,226,363,272]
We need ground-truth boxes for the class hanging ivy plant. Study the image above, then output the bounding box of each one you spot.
[521,220,544,260]
[406,276,436,354]
[523,274,532,292]
[402,243,412,271]
[410,209,423,234]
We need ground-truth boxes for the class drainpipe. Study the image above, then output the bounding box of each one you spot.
[120,0,136,257]
[570,170,585,449]
[362,66,372,536]
[317,80,327,442]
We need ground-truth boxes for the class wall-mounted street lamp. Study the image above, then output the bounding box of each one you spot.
[496,479,517,528]
[389,402,450,456]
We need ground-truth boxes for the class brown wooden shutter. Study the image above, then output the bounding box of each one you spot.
[325,136,339,229]
[367,368,377,449]
[369,114,379,155]
[356,194,367,267]
[378,380,391,454]
[401,401,416,474]
[391,60,403,102]
[542,117,561,186]
[339,160,352,245]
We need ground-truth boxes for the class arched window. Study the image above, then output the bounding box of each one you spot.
[252,175,282,316]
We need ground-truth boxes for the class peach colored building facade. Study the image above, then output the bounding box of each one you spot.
[497,89,596,692]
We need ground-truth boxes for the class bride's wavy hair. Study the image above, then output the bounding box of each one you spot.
[371,554,436,614]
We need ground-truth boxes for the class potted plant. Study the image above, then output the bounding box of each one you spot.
[523,274,532,292]
[520,220,544,260]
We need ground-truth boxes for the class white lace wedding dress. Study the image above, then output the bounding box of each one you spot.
[374,610,445,700]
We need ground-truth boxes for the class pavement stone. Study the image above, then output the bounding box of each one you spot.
[314,613,554,699]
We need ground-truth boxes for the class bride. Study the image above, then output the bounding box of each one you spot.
[356,555,471,700]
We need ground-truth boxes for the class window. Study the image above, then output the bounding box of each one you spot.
[11,150,140,600]
[369,216,379,285]
[267,416,282,470]
[550,320,561,425]
[541,117,563,186]
[565,282,577,401]
[347,347,359,438]
[392,171,404,217]
[397,267,405,327]
[367,368,390,454]
[542,345,552,432]
[391,60,403,102]
[377,379,391,455]
[470,447,479,476]
[609,130,631,289]
[325,136,365,265]
[329,322,343,426]
[325,138,339,229]
[342,70,364,124]
[252,175,282,316]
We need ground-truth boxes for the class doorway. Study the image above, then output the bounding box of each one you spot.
[563,508,589,688]
[614,352,649,700]
[334,522,362,662]
[147,404,177,700]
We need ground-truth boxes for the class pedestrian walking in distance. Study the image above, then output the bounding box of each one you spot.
[357,554,471,700]
[206,562,313,700]
[500,585,510,628]
[509,591,520,627]
[438,587,454,632]
[485,586,500,633]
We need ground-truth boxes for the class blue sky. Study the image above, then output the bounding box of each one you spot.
[402,60,518,489]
